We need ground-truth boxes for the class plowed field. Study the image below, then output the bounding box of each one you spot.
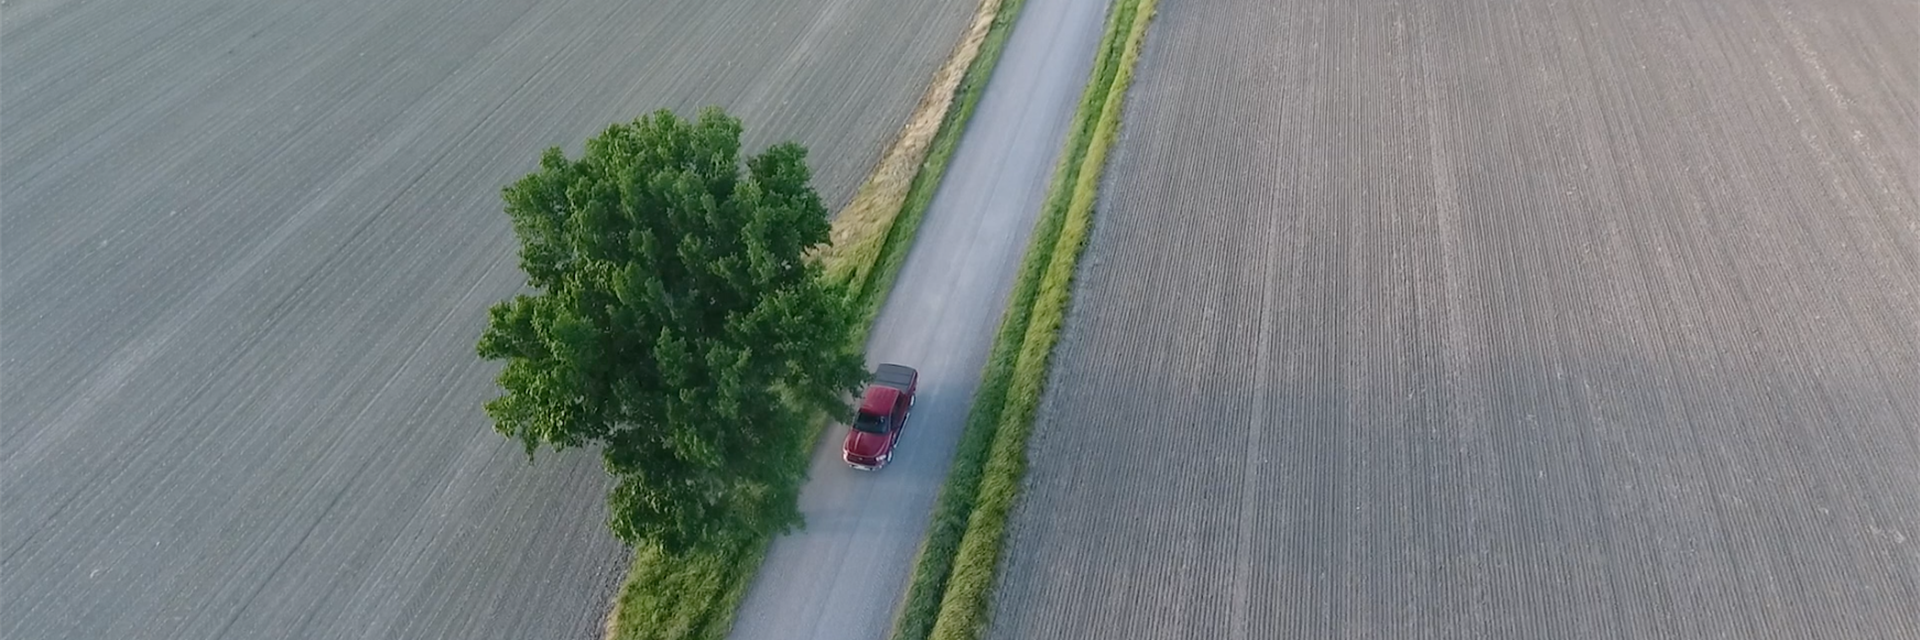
[990,0,1920,638]
[1,1,972,638]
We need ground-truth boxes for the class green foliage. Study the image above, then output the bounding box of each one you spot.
[478,107,868,553]
[896,1,1158,638]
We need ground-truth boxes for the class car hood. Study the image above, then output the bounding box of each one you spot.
[843,428,891,457]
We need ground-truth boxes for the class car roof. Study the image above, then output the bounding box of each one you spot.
[859,385,900,415]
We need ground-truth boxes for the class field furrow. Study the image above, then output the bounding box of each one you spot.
[990,0,1920,637]
[1,1,975,638]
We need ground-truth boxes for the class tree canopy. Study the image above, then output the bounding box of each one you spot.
[478,107,867,552]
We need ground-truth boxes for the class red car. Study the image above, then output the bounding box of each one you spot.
[842,364,918,470]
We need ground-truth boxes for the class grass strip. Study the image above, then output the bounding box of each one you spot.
[603,0,1028,637]
[893,1,1158,639]
[605,537,767,640]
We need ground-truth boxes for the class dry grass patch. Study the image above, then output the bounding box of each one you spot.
[818,0,1003,303]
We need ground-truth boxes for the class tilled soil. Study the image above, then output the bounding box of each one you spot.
[0,1,972,638]
[990,0,1919,638]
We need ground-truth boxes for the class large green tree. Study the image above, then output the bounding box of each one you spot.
[478,107,868,552]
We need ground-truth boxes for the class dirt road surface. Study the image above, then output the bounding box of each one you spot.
[0,1,972,638]
[991,0,1920,638]
[725,0,1110,638]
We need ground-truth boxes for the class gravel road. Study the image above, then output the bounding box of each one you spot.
[724,0,1110,638]
[0,0,972,638]
[990,0,1920,638]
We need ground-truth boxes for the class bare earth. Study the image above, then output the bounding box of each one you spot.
[725,0,1108,638]
[990,0,1920,638]
[0,0,972,638]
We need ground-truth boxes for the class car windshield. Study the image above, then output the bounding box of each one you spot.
[852,412,887,434]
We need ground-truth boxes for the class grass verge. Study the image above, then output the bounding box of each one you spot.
[891,1,1158,639]
[603,0,1027,637]
[604,538,767,640]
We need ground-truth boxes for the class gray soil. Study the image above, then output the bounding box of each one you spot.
[725,0,1109,638]
[0,0,972,638]
[990,0,1920,638]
